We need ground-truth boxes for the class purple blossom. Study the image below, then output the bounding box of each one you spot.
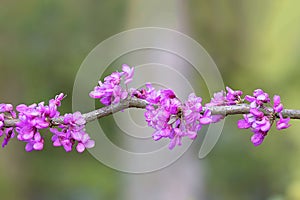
[226,86,243,105]
[276,113,291,130]
[64,111,86,126]
[2,127,15,148]
[89,67,133,105]
[253,89,270,102]
[131,88,147,99]
[245,89,270,108]
[15,93,64,151]
[237,89,291,146]
[16,103,49,140]
[160,90,181,115]
[0,103,16,118]
[248,108,271,132]
[199,110,212,124]
[145,105,172,141]
[206,87,242,106]
[273,95,283,113]
[144,83,161,104]
[89,80,116,105]
[104,71,121,85]
[25,132,44,152]
[76,133,95,153]
[112,85,128,104]
[252,115,271,132]
[122,64,134,85]
[168,128,184,149]
[144,90,213,149]
[131,83,161,104]
[50,112,94,153]
[205,91,226,123]
[51,93,65,107]
[0,93,95,152]
[185,93,202,113]
[0,113,5,130]
[48,93,65,117]
[237,108,270,146]
[206,90,226,106]
[205,87,242,123]
[272,95,291,130]
[152,127,172,141]
[144,89,181,148]
[51,130,74,152]
[166,93,212,149]
[251,131,266,146]
[0,103,13,112]
[237,115,252,129]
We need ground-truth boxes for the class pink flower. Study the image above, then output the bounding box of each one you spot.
[226,86,243,105]
[122,64,134,84]
[245,89,270,108]
[276,113,291,130]
[76,133,95,153]
[144,90,214,149]
[50,112,94,153]
[273,95,283,113]
[15,93,64,151]
[251,131,266,146]
[25,132,44,152]
[89,66,133,105]
[206,90,226,106]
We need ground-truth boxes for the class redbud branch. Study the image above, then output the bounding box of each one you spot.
[206,104,300,119]
[3,98,300,127]
[81,98,149,123]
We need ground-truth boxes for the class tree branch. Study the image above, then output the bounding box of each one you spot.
[4,98,300,127]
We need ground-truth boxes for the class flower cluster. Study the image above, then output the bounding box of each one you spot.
[142,86,212,149]
[89,64,134,105]
[0,93,94,153]
[237,89,291,146]
[206,86,243,106]
[50,112,95,153]
[130,82,213,149]
[15,93,64,151]
[205,86,244,123]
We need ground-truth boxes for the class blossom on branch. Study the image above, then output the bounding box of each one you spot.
[50,112,95,153]
[237,89,291,146]
[0,64,295,153]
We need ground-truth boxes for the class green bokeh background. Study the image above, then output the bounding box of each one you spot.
[1,1,300,199]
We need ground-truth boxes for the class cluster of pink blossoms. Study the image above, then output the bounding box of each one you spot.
[140,85,212,149]
[133,83,212,149]
[0,93,94,152]
[89,65,214,149]
[89,64,134,105]
[50,112,94,153]
[237,89,290,146]
[207,87,291,146]
[89,65,291,149]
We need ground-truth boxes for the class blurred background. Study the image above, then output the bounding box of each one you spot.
[1,0,300,199]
